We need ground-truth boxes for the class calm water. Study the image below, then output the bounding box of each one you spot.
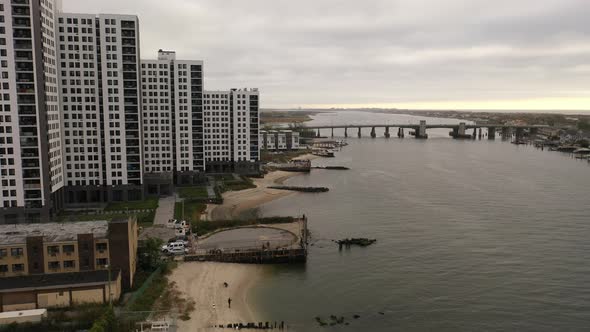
[251,111,590,331]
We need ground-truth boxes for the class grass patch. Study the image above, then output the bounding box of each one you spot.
[174,200,206,223]
[104,198,158,211]
[126,262,176,314]
[178,186,209,199]
[216,175,256,193]
[192,216,296,236]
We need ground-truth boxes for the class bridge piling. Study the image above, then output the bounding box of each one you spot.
[358,127,361,138]
[370,127,376,138]
[384,127,390,138]
[478,128,482,139]
[316,128,320,138]
[501,127,511,140]
[488,127,496,140]
[415,120,428,139]
[331,128,334,138]
[344,127,348,138]
[472,128,477,139]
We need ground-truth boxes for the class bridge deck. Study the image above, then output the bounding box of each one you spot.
[284,124,548,129]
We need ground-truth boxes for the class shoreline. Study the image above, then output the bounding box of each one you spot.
[170,262,268,331]
[178,153,317,330]
[206,154,318,221]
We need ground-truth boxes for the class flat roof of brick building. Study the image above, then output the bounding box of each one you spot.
[0,221,109,246]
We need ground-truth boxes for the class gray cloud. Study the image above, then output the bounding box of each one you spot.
[63,0,590,109]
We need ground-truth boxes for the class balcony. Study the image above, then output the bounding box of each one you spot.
[121,39,136,47]
[12,18,31,27]
[11,0,30,5]
[16,72,34,83]
[15,51,33,61]
[22,160,39,168]
[21,148,39,158]
[20,137,38,147]
[15,63,34,72]
[122,30,135,38]
[25,200,42,208]
[13,30,31,39]
[12,7,30,17]
[14,40,32,50]
[22,169,40,179]
[17,95,35,104]
[18,105,35,114]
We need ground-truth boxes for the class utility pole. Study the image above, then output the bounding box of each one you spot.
[106,264,112,307]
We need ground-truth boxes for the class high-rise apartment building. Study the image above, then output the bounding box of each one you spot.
[203,88,260,173]
[0,0,63,223]
[57,13,143,204]
[0,8,260,223]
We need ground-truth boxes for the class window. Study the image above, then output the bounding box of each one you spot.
[48,261,60,270]
[47,245,59,256]
[10,248,23,257]
[0,248,6,257]
[96,258,108,267]
[64,260,75,268]
[63,244,75,254]
[96,242,108,251]
[0,265,7,273]
[12,264,24,272]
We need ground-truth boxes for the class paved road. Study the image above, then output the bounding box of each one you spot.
[154,195,176,226]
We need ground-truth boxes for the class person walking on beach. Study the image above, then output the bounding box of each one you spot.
[228,297,232,309]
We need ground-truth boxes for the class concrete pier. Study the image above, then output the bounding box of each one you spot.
[488,127,496,140]
[384,127,390,138]
[316,128,320,138]
[370,127,376,138]
[501,127,511,140]
[515,128,525,141]
[416,120,428,139]
[478,128,482,139]
[357,127,361,138]
[472,128,477,139]
[331,128,334,138]
[344,127,348,137]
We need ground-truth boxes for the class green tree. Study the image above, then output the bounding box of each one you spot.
[138,238,163,272]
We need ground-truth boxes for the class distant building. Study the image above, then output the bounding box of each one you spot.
[0,218,138,311]
[260,130,300,151]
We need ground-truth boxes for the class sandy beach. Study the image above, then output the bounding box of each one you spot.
[170,262,267,331]
[206,154,317,221]
[175,154,317,331]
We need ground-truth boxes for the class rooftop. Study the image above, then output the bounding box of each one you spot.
[0,269,120,292]
[0,221,109,246]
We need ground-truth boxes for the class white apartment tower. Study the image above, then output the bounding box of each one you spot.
[0,0,64,223]
[203,88,259,173]
[57,13,143,204]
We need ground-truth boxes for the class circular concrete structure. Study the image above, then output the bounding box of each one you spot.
[197,227,297,250]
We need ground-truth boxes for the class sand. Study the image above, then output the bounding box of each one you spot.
[170,262,267,331]
[207,170,302,221]
[173,156,318,330]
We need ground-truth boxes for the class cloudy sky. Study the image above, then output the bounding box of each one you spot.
[64,0,590,111]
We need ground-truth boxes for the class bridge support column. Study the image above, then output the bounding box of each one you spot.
[472,128,477,139]
[452,122,466,138]
[515,128,524,142]
[357,127,361,138]
[488,127,496,140]
[478,128,482,139]
[384,127,390,138]
[416,120,428,139]
[370,127,376,138]
[316,128,320,138]
[331,128,334,138]
[400,128,405,138]
[344,127,348,138]
[450,127,459,138]
[530,127,538,140]
[501,127,511,140]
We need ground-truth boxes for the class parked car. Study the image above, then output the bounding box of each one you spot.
[161,241,185,254]
[166,219,178,229]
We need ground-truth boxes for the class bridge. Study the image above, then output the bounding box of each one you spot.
[284,121,550,140]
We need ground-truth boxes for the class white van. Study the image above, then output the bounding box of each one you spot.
[161,241,185,254]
